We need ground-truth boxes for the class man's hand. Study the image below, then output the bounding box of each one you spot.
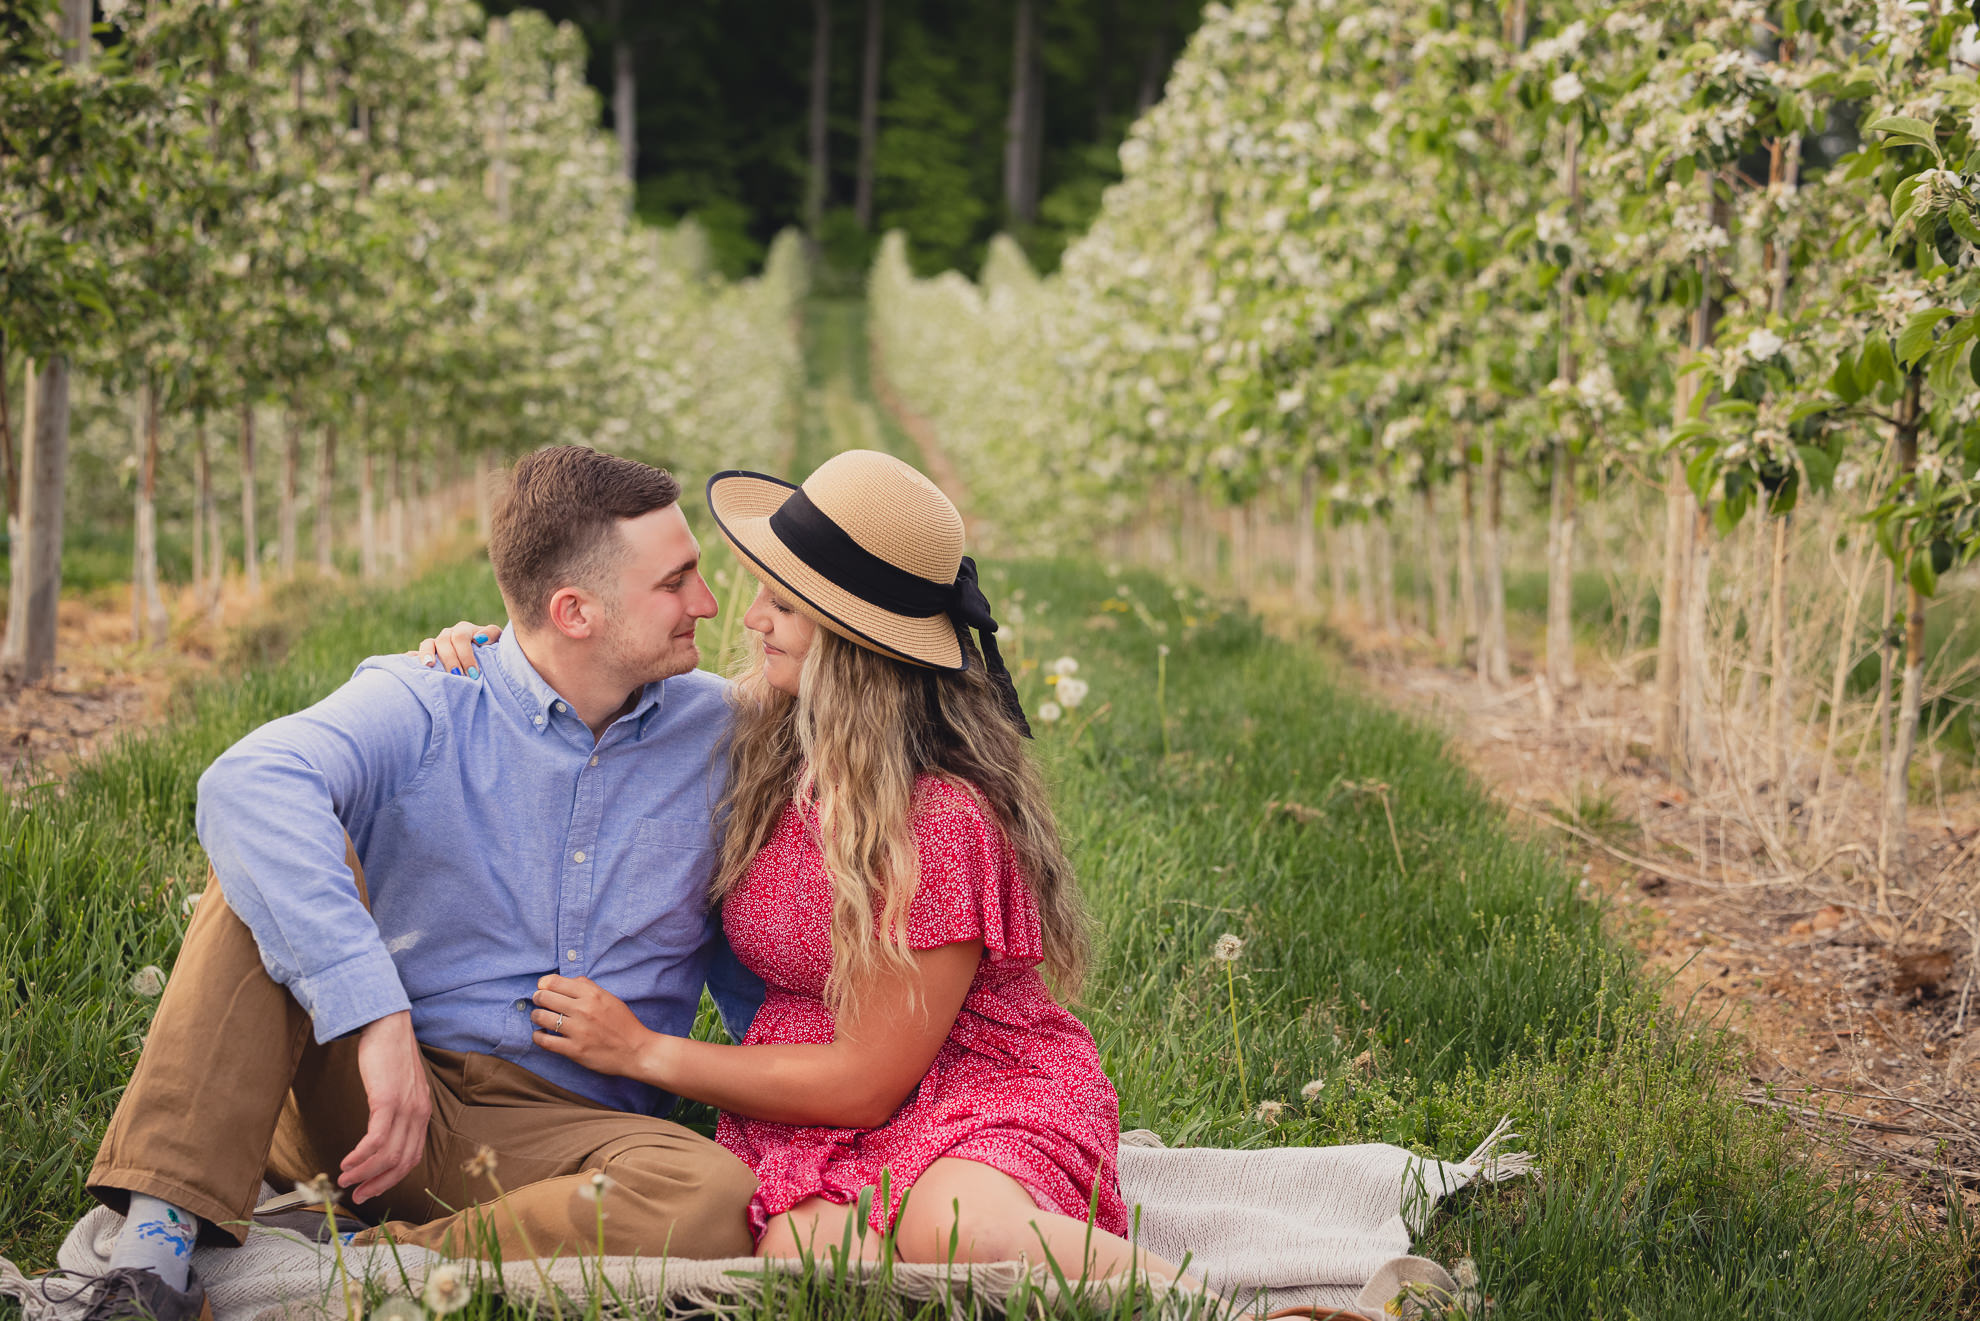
[531,975,659,1080]
[339,1010,431,1203]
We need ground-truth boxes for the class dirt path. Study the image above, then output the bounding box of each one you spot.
[1317,622,1980,1213]
[0,581,267,790]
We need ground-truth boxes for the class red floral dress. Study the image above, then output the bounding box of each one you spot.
[716,775,1130,1240]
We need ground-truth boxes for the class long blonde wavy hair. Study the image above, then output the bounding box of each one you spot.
[713,618,1091,1019]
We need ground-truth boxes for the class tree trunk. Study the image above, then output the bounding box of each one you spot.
[196,420,221,621]
[612,30,636,189]
[1,333,18,538]
[359,448,378,581]
[239,398,261,596]
[1682,504,1714,775]
[1294,468,1318,609]
[1135,9,1169,115]
[475,450,494,539]
[1326,508,1348,620]
[1736,507,1771,718]
[1351,518,1374,625]
[1481,439,1510,685]
[315,422,336,575]
[1456,455,1478,664]
[2,357,72,683]
[388,447,406,573]
[1810,520,1874,847]
[278,409,300,579]
[1003,0,1042,225]
[1767,509,1792,838]
[854,0,883,229]
[804,0,831,236]
[132,382,168,645]
[190,423,205,603]
[1375,514,1399,636]
[1880,377,1925,888]
[1544,441,1577,693]
[1230,501,1250,593]
[1422,485,1450,651]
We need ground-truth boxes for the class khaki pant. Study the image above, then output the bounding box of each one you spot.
[87,847,757,1261]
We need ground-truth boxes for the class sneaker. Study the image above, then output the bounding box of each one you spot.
[73,1267,213,1321]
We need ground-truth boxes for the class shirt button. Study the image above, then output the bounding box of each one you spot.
[566,949,578,961]
[533,715,544,726]
[589,755,599,767]
[514,999,529,1011]
[555,701,567,713]
[573,850,586,862]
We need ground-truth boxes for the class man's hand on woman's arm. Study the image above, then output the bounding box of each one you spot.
[530,942,982,1130]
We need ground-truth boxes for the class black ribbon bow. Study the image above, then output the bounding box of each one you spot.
[951,557,1032,739]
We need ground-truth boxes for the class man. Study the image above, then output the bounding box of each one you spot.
[79,446,764,1321]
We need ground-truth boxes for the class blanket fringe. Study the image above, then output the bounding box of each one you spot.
[1457,1115,1535,1183]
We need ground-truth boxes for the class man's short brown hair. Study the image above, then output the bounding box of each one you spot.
[489,446,682,629]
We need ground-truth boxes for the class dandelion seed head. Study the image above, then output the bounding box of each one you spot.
[1300,1078,1326,1101]
[1048,656,1080,678]
[421,1263,470,1316]
[294,1174,338,1209]
[463,1145,498,1179]
[577,1171,615,1203]
[130,966,166,998]
[1056,677,1090,709]
[369,1297,426,1321]
[1038,702,1064,724]
[1254,1100,1287,1123]
[1213,933,1246,962]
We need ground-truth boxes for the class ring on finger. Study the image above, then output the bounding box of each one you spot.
[555,1012,565,1034]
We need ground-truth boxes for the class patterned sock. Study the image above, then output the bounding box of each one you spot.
[107,1194,198,1292]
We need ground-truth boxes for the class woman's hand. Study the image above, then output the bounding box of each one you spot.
[531,974,661,1080]
[414,620,502,677]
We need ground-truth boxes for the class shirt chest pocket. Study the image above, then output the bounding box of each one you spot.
[611,815,719,953]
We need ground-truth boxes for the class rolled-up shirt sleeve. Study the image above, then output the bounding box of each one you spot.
[195,665,440,1044]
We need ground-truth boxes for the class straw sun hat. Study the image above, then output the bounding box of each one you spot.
[706,449,1030,735]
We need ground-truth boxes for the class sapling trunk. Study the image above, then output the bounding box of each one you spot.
[315,423,336,575]
[1545,441,1577,692]
[1375,514,1399,635]
[1326,508,1349,621]
[1230,500,1251,593]
[2,356,71,682]
[1811,521,1876,846]
[388,447,406,574]
[359,450,378,581]
[1457,457,1478,665]
[475,450,493,539]
[1294,468,1318,610]
[1653,457,1693,768]
[196,421,221,623]
[132,383,168,646]
[1351,518,1374,625]
[1880,378,1925,888]
[1737,509,1771,719]
[190,427,205,603]
[1482,439,1510,685]
[278,409,300,579]
[1682,505,1714,776]
[239,397,260,597]
[1767,509,1792,838]
[1423,484,1449,650]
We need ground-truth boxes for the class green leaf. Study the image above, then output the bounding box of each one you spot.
[1831,352,1864,404]
[1910,551,1940,598]
[1673,154,1697,187]
[1969,341,1980,388]
[1797,444,1837,491]
[1897,307,1956,366]
[1868,114,1945,157]
[1861,335,1898,391]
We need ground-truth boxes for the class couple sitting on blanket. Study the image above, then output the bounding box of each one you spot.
[75,445,1212,1321]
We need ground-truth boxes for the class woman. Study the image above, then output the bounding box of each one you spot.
[421,450,1186,1286]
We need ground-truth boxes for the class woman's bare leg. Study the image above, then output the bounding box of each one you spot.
[892,1158,1200,1291]
[756,1196,886,1262]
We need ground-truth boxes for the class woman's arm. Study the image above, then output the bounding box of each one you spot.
[529,942,982,1129]
[413,620,503,675]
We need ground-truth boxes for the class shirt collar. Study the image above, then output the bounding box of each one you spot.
[490,629,666,736]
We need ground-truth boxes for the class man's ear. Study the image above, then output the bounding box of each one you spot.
[545,586,598,641]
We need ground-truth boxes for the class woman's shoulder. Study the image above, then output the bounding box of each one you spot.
[910,774,1000,837]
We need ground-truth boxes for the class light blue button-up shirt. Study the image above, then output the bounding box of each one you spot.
[195,629,763,1117]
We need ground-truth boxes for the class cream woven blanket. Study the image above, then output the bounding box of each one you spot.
[0,1124,1529,1320]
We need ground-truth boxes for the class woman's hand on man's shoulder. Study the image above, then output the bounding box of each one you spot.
[412,620,502,678]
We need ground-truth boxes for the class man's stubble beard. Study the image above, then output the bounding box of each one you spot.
[600,598,700,688]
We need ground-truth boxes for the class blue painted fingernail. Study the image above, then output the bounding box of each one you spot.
[473,633,488,644]
[451,667,462,676]
[467,666,480,679]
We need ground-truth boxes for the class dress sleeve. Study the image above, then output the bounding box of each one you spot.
[902,781,1045,964]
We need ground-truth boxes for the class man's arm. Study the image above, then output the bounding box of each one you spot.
[196,663,441,1042]
[195,661,443,1200]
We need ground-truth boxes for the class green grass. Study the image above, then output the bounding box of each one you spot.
[1,550,1965,1319]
